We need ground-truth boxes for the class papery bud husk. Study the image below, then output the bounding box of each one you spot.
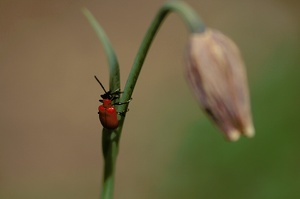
[185,28,254,141]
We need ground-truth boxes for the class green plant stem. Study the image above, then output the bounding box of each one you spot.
[119,0,205,113]
[82,8,120,91]
[116,0,205,136]
[84,1,205,199]
[82,8,120,199]
[109,1,204,197]
[101,129,118,199]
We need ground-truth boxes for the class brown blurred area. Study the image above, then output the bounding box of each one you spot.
[0,0,299,198]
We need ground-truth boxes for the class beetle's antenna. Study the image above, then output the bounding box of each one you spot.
[94,75,107,93]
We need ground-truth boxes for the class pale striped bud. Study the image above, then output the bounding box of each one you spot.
[185,28,254,141]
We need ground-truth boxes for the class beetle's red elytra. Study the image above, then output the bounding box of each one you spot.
[98,99,118,129]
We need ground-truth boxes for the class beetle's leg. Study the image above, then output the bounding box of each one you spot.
[117,109,129,116]
[113,98,132,105]
[110,95,119,101]
[110,89,123,101]
[110,89,122,96]
[115,98,132,116]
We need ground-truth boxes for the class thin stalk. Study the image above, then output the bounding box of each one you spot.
[118,1,205,114]
[82,8,120,199]
[101,129,118,199]
[82,8,120,91]
[106,1,205,196]
[84,1,205,199]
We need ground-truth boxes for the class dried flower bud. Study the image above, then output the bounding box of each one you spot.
[185,28,254,141]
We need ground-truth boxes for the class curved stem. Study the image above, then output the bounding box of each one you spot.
[82,8,120,91]
[83,8,120,199]
[119,1,205,114]
[84,1,205,199]
[112,2,205,197]
[107,2,205,195]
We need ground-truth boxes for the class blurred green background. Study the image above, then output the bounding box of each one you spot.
[0,0,299,198]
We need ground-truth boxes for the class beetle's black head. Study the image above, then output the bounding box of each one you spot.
[101,93,111,100]
[100,90,121,101]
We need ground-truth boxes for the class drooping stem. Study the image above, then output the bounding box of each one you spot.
[106,1,205,196]
[118,1,205,115]
[106,1,205,198]
[84,1,205,199]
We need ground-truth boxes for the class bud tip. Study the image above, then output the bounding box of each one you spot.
[227,130,241,142]
[244,125,255,138]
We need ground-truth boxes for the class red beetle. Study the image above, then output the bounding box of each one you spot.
[94,76,130,129]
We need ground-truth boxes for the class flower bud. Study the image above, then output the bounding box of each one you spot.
[185,28,254,141]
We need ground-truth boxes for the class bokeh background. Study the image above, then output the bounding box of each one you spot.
[1,0,300,198]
